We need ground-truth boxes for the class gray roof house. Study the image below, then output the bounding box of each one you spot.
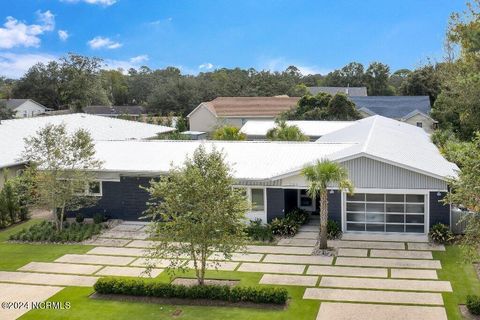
[308,86,368,96]
[0,99,49,118]
[350,96,437,133]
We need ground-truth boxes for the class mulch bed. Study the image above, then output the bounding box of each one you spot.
[172,278,239,287]
[460,305,480,320]
[90,293,287,310]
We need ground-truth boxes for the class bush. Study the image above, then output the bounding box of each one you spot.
[285,208,310,225]
[94,277,288,305]
[93,212,105,224]
[467,295,480,315]
[270,217,299,236]
[327,220,342,239]
[245,219,273,242]
[75,213,85,223]
[428,223,454,244]
[9,220,103,243]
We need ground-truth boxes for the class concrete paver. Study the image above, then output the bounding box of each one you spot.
[208,252,264,262]
[277,238,317,246]
[407,243,446,251]
[329,240,405,250]
[304,288,444,305]
[391,268,438,280]
[370,249,433,259]
[245,245,312,255]
[0,271,98,287]
[263,254,333,265]
[315,302,447,320]
[238,262,306,274]
[260,274,318,286]
[95,266,163,278]
[337,248,368,257]
[335,257,441,269]
[306,265,388,278]
[55,254,135,266]
[319,276,452,292]
[19,262,102,275]
[87,246,146,257]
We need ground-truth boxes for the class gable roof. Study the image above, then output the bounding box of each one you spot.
[308,87,367,97]
[191,97,299,117]
[316,115,458,180]
[0,113,175,169]
[83,105,145,115]
[350,96,431,119]
[0,99,47,110]
[240,120,355,137]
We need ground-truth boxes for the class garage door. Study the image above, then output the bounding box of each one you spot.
[345,193,426,233]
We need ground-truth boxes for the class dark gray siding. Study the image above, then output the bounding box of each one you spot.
[328,190,342,225]
[429,191,450,227]
[266,188,285,222]
[69,176,154,221]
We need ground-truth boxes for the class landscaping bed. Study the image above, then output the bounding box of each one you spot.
[9,220,104,243]
[172,278,239,287]
[93,277,288,308]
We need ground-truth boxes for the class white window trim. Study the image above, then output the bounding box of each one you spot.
[297,189,316,212]
[75,181,103,197]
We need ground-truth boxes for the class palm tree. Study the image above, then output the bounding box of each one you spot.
[266,120,309,141]
[212,126,246,141]
[302,160,354,250]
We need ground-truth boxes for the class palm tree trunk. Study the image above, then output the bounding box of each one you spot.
[319,189,328,250]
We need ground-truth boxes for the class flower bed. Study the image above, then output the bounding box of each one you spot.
[9,220,104,242]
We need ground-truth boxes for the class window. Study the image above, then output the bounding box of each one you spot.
[88,181,102,196]
[251,188,264,211]
[416,122,423,128]
[298,189,315,210]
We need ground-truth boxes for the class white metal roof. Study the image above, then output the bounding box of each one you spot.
[239,120,355,137]
[317,116,459,179]
[93,140,355,180]
[0,113,175,169]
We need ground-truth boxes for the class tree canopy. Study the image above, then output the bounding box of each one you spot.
[266,121,309,141]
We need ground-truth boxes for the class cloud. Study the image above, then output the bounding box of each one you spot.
[260,57,329,75]
[148,17,173,26]
[129,54,148,63]
[58,29,69,41]
[87,36,122,49]
[0,10,55,49]
[198,62,214,70]
[61,0,117,6]
[0,52,57,78]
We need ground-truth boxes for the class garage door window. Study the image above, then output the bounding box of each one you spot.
[346,193,425,233]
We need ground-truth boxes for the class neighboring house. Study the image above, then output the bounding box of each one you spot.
[350,96,437,133]
[308,86,368,96]
[240,120,355,140]
[0,99,49,118]
[0,113,175,190]
[83,105,146,119]
[37,115,458,236]
[187,96,299,132]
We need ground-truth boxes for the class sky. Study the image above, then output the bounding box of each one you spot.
[0,0,468,78]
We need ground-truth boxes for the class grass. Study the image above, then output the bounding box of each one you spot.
[0,218,92,271]
[435,245,480,320]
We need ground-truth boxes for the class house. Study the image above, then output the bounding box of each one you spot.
[55,115,456,235]
[187,96,299,132]
[0,113,175,189]
[239,120,355,140]
[308,86,368,96]
[0,99,49,118]
[350,96,437,133]
[83,105,146,119]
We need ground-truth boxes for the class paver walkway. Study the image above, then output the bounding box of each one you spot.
[2,221,453,320]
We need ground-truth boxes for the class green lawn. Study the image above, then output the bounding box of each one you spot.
[435,245,480,320]
[1,221,479,319]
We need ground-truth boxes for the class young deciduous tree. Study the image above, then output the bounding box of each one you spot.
[22,124,102,231]
[144,146,249,285]
[302,160,354,250]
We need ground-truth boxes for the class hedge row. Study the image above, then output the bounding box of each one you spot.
[94,277,288,305]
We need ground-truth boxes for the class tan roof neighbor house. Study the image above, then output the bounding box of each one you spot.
[187,96,299,132]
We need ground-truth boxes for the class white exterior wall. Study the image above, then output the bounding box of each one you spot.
[402,114,436,134]
[14,101,46,118]
[188,105,218,132]
[0,164,26,189]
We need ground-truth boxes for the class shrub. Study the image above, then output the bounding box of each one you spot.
[467,295,480,315]
[327,220,342,239]
[270,217,299,236]
[94,277,288,305]
[245,219,273,242]
[75,213,85,223]
[429,223,454,244]
[93,212,105,224]
[9,221,103,243]
[285,208,310,225]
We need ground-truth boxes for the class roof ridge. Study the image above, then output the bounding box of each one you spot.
[361,116,378,153]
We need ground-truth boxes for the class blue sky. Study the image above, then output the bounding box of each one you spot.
[0,0,467,78]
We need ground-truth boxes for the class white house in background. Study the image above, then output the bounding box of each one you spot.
[240,120,356,140]
[0,99,50,118]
